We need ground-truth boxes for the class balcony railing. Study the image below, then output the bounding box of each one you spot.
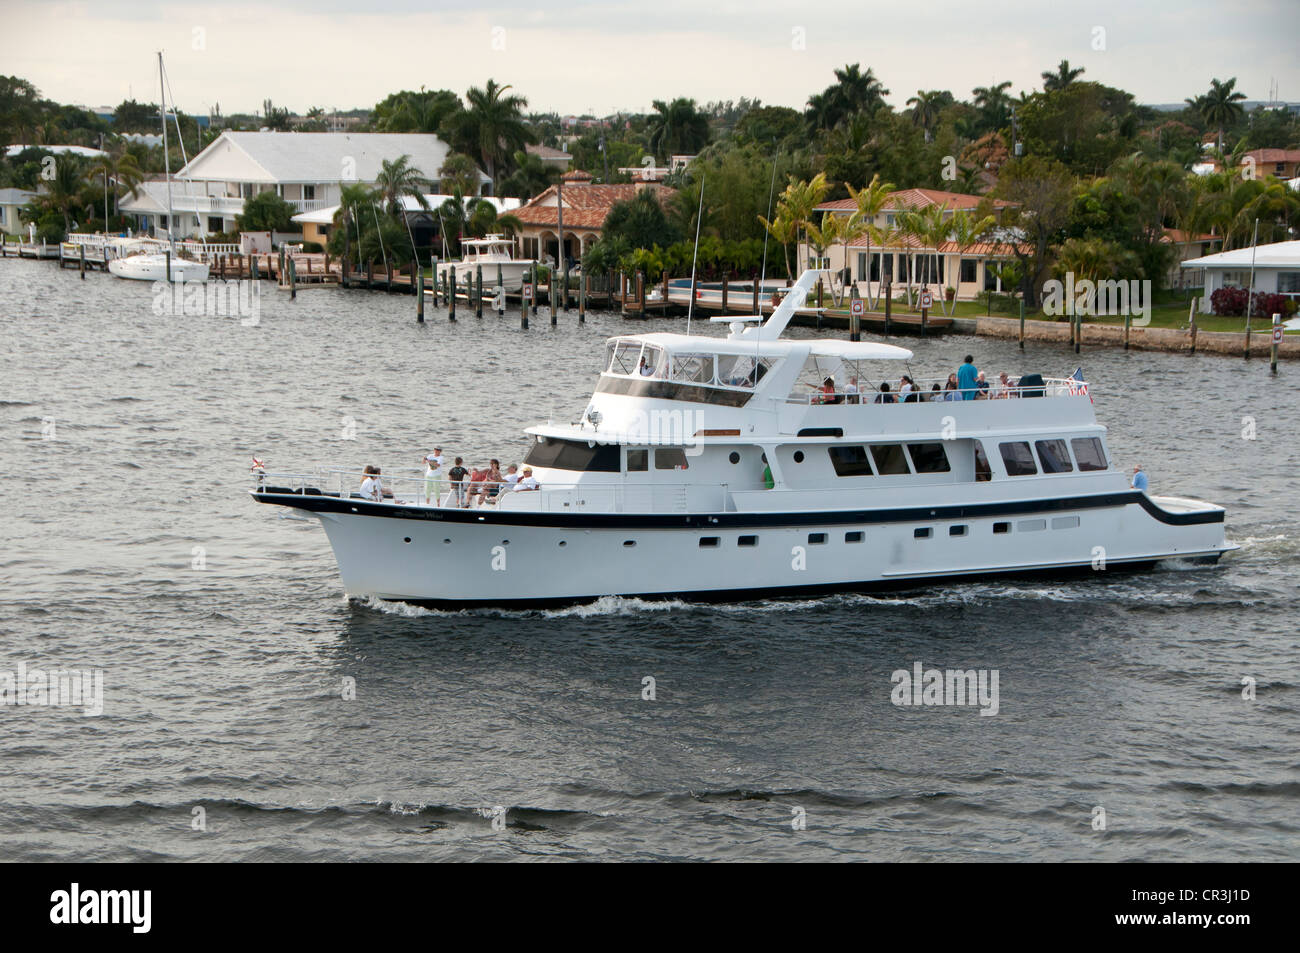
[169,195,330,215]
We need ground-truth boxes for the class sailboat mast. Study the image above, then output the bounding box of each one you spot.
[158,51,174,248]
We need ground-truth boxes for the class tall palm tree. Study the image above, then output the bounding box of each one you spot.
[1042,60,1085,92]
[1196,77,1247,152]
[972,81,1013,132]
[646,98,710,160]
[374,154,429,253]
[945,209,996,315]
[88,151,143,230]
[499,149,560,199]
[846,174,896,308]
[455,80,531,191]
[334,182,376,265]
[806,64,889,132]
[906,90,948,143]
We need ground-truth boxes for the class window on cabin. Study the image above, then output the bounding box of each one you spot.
[1071,437,1108,472]
[671,353,715,384]
[808,533,827,544]
[828,446,874,477]
[845,531,864,543]
[871,444,910,475]
[974,441,992,482]
[1035,439,1074,474]
[524,437,621,472]
[907,443,951,474]
[609,341,641,375]
[626,449,648,472]
[655,448,689,470]
[738,535,758,547]
[999,441,1038,476]
[716,354,772,388]
[914,527,933,539]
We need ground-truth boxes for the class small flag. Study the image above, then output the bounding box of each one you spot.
[251,456,265,471]
[1067,367,1091,401]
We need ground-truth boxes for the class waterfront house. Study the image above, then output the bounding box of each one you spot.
[291,194,523,250]
[1239,149,1300,181]
[798,188,1022,302]
[118,131,486,240]
[512,170,675,268]
[0,187,38,237]
[1181,239,1300,312]
[525,143,573,172]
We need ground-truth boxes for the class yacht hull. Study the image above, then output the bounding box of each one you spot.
[435,260,532,293]
[254,490,1231,608]
[109,255,210,282]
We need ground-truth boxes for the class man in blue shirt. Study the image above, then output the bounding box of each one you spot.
[1131,466,1148,492]
[956,355,979,400]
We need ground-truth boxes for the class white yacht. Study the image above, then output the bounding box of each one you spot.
[251,270,1233,608]
[434,235,535,292]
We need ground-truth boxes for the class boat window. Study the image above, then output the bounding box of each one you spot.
[828,446,874,477]
[716,354,773,388]
[671,353,715,384]
[640,345,665,377]
[808,533,827,544]
[699,537,720,547]
[974,441,992,482]
[1071,437,1108,471]
[871,444,910,475]
[949,525,968,536]
[993,522,1010,534]
[1017,519,1046,532]
[1052,516,1080,529]
[654,448,689,470]
[609,341,641,375]
[914,527,933,539]
[524,437,621,472]
[1035,439,1073,474]
[907,443,951,474]
[845,531,864,543]
[738,535,758,547]
[626,448,648,472]
[999,441,1038,476]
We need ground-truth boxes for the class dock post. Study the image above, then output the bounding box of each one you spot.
[1189,308,1197,355]
[1124,310,1132,351]
[1074,309,1081,355]
[550,268,557,325]
[449,266,457,321]
[689,269,698,315]
[1018,299,1025,349]
[816,278,823,309]
[416,261,425,323]
[476,265,483,318]
[579,273,586,323]
[849,285,860,342]
[366,258,373,290]
[496,265,504,316]
[721,271,729,314]
[289,257,297,299]
[166,249,172,283]
[531,270,538,316]
[521,269,530,330]
[79,243,86,279]
[1271,313,1280,375]
[562,266,571,311]
[637,270,646,317]
[386,261,393,293]
[752,271,759,315]
[430,257,438,305]
[883,280,892,335]
[251,256,260,282]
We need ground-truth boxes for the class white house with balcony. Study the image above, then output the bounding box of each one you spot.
[118,131,486,239]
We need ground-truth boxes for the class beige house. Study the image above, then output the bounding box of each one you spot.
[0,188,38,237]
[512,170,674,268]
[798,188,1023,302]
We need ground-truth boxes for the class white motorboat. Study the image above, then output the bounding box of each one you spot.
[252,269,1234,609]
[434,235,535,292]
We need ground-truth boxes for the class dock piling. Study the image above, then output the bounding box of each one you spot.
[79,244,85,279]
[449,266,457,321]
[1271,314,1281,375]
[476,265,483,318]
[416,259,424,323]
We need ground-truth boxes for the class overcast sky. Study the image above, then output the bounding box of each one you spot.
[6,0,1298,117]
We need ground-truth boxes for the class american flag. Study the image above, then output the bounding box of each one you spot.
[1067,367,1091,401]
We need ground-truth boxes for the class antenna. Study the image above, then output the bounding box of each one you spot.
[759,144,778,301]
[685,173,705,336]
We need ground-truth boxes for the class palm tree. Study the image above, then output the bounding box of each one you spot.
[1196,78,1247,152]
[34,154,91,234]
[972,81,1013,132]
[806,64,889,132]
[333,182,376,266]
[499,149,560,199]
[945,209,996,315]
[906,90,948,143]
[846,174,896,308]
[437,153,481,196]
[1042,60,1085,92]
[454,80,532,191]
[373,154,429,253]
[646,98,710,160]
[88,151,143,230]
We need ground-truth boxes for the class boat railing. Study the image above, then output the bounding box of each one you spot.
[785,376,1086,404]
[253,466,733,514]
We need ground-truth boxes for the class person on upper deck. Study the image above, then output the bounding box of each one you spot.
[1131,465,1148,492]
[974,372,990,398]
[477,459,503,506]
[517,467,540,491]
[993,371,1014,399]
[360,465,382,502]
[761,453,775,489]
[448,457,469,507]
[874,382,895,404]
[957,355,979,399]
[817,377,843,404]
[638,356,655,376]
[929,383,944,401]
[943,375,961,401]
[844,377,861,404]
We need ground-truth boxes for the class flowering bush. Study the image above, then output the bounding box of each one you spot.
[1211,287,1298,317]
[1210,286,1249,316]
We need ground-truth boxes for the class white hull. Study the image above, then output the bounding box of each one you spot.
[268,491,1230,607]
[435,259,532,292]
[109,254,210,282]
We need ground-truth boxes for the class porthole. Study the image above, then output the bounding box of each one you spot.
[403,537,411,543]
[808,532,827,544]
[793,451,805,463]
[699,537,720,548]
[729,451,741,464]
[443,538,451,544]
[993,522,1010,534]
[623,540,636,547]
[558,540,567,547]
[845,531,864,543]
[738,535,758,547]
[949,525,967,537]
[914,527,933,539]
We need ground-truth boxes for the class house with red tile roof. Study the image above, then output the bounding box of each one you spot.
[1239,149,1300,181]
[512,169,675,267]
[799,188,1024,302]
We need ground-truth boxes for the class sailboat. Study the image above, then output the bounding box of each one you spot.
[109,52,209,283]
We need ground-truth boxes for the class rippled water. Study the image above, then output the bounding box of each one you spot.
[1,257,1297,861]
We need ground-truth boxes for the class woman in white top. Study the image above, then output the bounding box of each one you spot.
[360,465,384,502]
[422,454,444,505]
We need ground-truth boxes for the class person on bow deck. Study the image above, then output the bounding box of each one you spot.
[957,355,980,399]
[1132,465,1148,492]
